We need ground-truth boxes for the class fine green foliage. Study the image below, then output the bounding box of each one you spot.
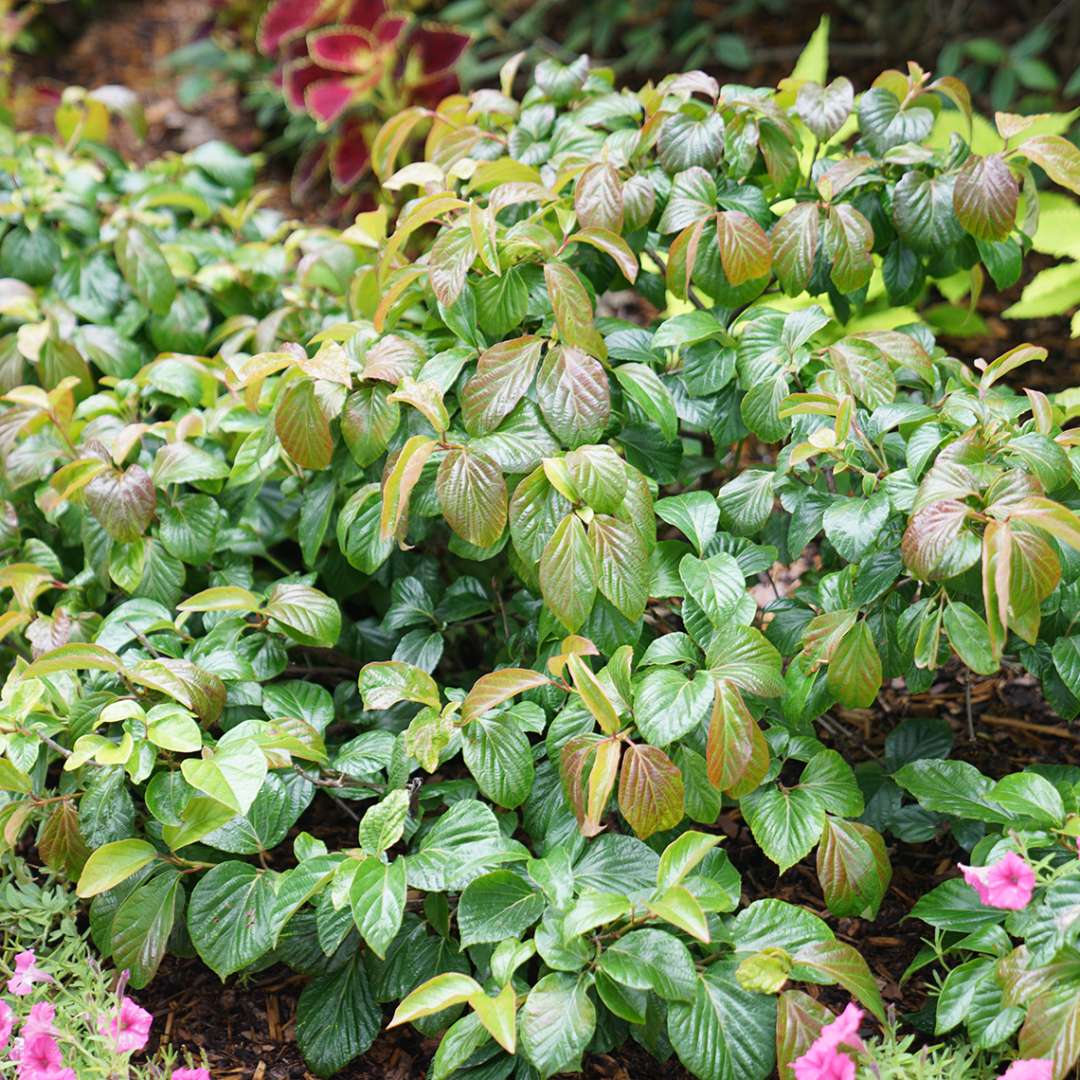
[858,1020,997,1078]
[0,853,197,1077]
[3,40,1080,1080]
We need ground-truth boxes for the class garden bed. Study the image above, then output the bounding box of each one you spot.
[4,2,1080,1079]
[128,661,1079,1078]
[15,0,1078,387]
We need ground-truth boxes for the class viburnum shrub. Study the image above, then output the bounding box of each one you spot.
[2,42,1080,1080]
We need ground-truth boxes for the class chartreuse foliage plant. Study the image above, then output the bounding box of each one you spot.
[1003,187,1080,338]
[3,44,1080,1080]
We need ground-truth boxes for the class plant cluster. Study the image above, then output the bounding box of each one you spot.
[239,0,470,207]
[3,35,1080,1080]
[0,855,205,1078]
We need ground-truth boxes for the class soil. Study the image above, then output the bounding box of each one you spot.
[142,956,681,1079]
[10,1,1080,1076]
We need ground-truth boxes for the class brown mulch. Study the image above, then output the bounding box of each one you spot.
[11,0,304,216]
[143,955,681,1079]
[16,0,255,157]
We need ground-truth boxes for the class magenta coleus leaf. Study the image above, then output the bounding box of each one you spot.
[331,118,373,187]
[410,23,471,77]
[373,12,410,47]
[340,0,388,31]
[283,59,329,111]
[305,76,360,125]
[257,0,323,54]
[307,25,380,74]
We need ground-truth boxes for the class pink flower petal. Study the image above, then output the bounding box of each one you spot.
[0,1000,13,1051]
[818,1002,865,1053]
[960,852,1035,911]
[100,996,153,1054]
[793,1040,856,1080]
[171,1069,212,1080]
[7,951,51,997]
[22,1001,55,1041]
[999,1062,1054,1080]
[19,1031,64,1074]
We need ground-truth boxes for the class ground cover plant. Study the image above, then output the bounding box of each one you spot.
[0,852,208,1077]
[3,28,1080,1080]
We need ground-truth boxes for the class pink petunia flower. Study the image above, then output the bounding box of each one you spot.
[999,1062,1054,1080]
[816,1002,865,1052]
[21,1002,55,1041]
[792,1001,867,1080]
[959,852,1036,910]
[6,952,52,997]
[16,1032,72,1080]
[98,996,153,1053]
[172,1070,212,1080]
[793,1041,856,1080]
[0,999,13,1050]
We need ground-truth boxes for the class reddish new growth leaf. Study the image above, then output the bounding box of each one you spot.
[618,743,684,839]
